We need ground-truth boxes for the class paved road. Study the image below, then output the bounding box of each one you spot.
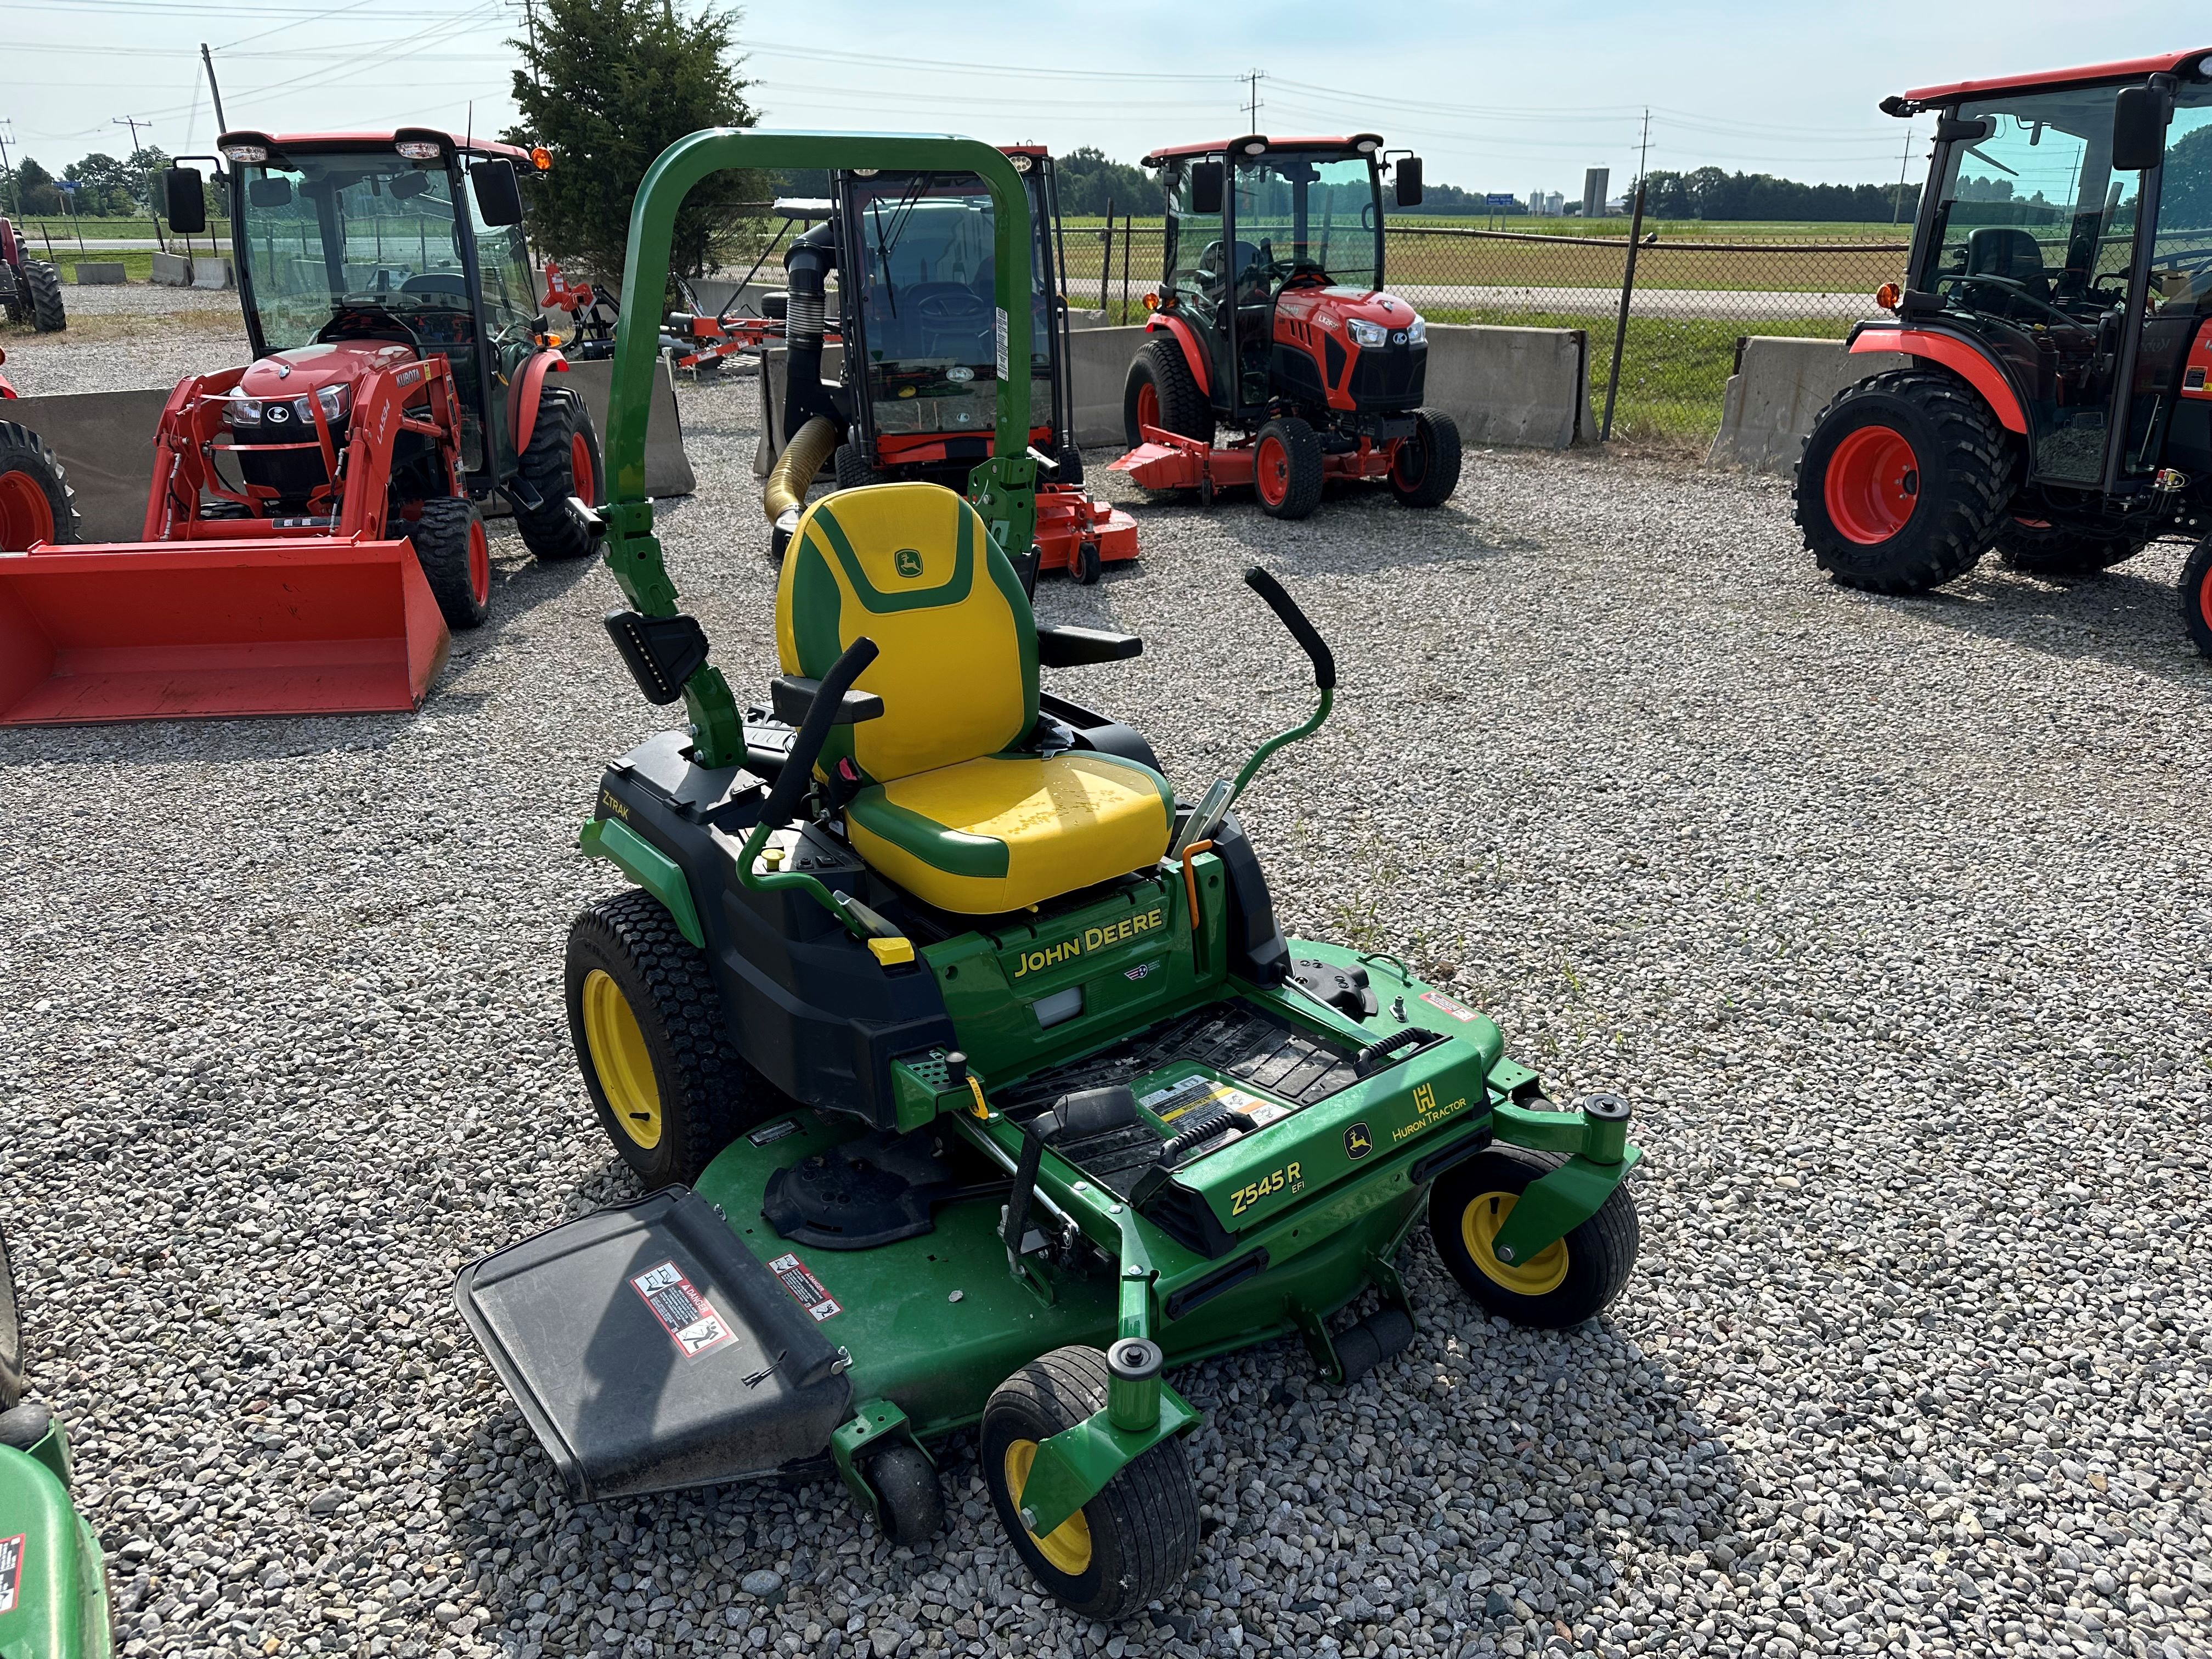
[1389,282,1876,323]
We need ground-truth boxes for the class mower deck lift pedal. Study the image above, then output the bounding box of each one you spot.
[455,1187,853,1500]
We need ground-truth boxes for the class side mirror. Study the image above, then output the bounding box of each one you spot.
[2113,83,2173,172]
[1189,161,1224,217]
[162,167,207,235]
[1395,156,1424,208]
[471,159,524,228]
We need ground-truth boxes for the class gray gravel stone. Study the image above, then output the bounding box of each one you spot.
[3,374,2210,1659]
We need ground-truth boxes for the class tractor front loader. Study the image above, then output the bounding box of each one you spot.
[1795,49,2212,654]
[0,126,603,725]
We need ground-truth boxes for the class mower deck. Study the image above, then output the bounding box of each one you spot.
[1111,422,1397,498]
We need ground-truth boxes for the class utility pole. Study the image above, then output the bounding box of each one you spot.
[115,115,164,252]
[0,121,17,220]
[1893,120,1914,224]
[523,0,540,84]
[1244,69,1265,133]
[1636,108,1652,189]
[200,43,229,134]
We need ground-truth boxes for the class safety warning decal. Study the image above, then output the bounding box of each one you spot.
[0,1533,24,1617]
[1420,989,1480,1023]
[629,1260,737,1358]
[768,1252,842,1322]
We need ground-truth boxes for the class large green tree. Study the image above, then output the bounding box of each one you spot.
[503,0,761,284]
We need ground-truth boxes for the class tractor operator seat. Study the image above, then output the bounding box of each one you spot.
[1965,227,2051,301]
[775,483,1173,915]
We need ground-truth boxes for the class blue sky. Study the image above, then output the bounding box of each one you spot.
[5,0,2200,198]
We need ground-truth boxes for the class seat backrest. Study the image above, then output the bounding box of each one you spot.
[1967,226,2049,298]
[776,481,1037,783]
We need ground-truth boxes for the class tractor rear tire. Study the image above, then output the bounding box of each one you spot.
[565,889,781,1189]
[0,420,78,550]
[409,496,492,630]
[1428,1147,1639,1329]
[1122,339,1212,449]
[832,441,878,492]
[22,262,65,332]
[511,385,603,562]
[2180,538,2212,659]
[1254,415,1324,520]
[1794,369,2013,594]
[1053,442,1086,488]
[1993,517,2148,576]
[981,1346,1199,1620]
[1389,408,1462,508]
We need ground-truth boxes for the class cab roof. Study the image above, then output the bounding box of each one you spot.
[1898,47,2210,106]
[1142,134,1383,166]
[220,129,534,164]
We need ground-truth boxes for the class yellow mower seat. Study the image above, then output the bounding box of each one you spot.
[777,482,1171,915]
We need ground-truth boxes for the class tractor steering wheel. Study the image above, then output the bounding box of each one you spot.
[916,289,990,325]
[1950,271,2081,331]
[317,302,425,354]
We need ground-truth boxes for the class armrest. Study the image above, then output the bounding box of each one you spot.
[769,674,884,726]
[1036,625,1143,668]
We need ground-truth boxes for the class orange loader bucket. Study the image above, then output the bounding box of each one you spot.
[0,536,450,725]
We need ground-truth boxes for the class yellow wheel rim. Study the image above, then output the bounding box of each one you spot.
[1003,1438,1093,1576]
[581,969,662,1150]
[1461,1190,1570,1296]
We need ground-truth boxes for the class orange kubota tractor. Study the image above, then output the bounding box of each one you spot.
[0,126,601,725]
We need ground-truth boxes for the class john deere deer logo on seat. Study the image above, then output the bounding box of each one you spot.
[894,548,924,578]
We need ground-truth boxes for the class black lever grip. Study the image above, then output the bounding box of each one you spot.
[757,636,879,830]
[1243,566,1336,691]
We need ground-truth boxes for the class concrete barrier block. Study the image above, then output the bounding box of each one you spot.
[1065,325,1148,448]
[1423,324,1588,449]
[1707,335,1909,474]
[190,257,234,291]
[150,252,194,287]
[553,357,695,503]
[0,389,171,541]
[73,262,126,285]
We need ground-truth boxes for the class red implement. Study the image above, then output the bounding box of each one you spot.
[1033,483,1138,577]
[1108,424,1396,495]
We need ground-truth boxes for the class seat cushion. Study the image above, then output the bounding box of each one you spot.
[846,752,1173,915]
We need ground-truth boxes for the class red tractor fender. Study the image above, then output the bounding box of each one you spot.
[0,218,17,268]
[1144,313,1211,399]
[511,349,571,454]
[1851,329,2027,435]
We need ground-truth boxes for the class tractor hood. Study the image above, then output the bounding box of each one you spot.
[235,341,416,399]
[1275,286,1424,335]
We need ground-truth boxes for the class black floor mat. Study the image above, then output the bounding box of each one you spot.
[1004,1000,1359,1115]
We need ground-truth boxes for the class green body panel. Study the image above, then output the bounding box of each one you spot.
[1487,1148,1645,1268]
[0,1429,113,1659]
[578,815,706,949]
[827,1398,926,1524]
[1016,1386,1201,1540]
[599,131,1038,769]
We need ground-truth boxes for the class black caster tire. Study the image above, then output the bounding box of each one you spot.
[1389,408,1462,507]
[865,1442,945,1547]
[408,495,492,630]
[565,889,781,1188]
[1429,1147,1638,1329]
[511,383,604,562]
[1074,540,1102,585]
[0,420,78,550]
[1253,415,1323,520]
[1334,1306,1414,1384]
[1793,368,2013,594]
[0,1222,21,1410]
[981,1345,1198,1620]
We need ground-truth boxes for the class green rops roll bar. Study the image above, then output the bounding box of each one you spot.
[596,130,1040,768]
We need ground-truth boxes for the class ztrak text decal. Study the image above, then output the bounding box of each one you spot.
[629,1260,737,1357]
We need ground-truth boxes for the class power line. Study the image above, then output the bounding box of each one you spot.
[1244,68,1265,132]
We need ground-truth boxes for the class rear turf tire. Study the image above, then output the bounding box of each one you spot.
[1122,338,1212,448]
[565,889,778,1188]
[511,384,603,562]
[865,1443,945,1547]
[1793,368,2013,594]
[1993,517,2147,575]
[832,441,878,492]
[1053,442,1086,488]
[408,495,492,630]
[1429,1147,1638,1329]
[0,420,78,550]
[23,262,65,332]
[2181,538,2212,659]
[1253,415,1323,520]
[981,1346,1199,1620]
[1389,408,1462,507]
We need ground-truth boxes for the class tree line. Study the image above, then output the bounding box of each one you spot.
[1639,167,1921,224]
[2,149,172,217]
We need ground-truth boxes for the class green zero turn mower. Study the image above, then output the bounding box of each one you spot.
[456,130,1647,1620]
[0,1226,115,1659]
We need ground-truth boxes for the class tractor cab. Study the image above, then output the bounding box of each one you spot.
[1879,53,2212,493]
[180,129,548,496]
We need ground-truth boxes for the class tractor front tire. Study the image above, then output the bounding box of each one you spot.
[1254,415,1324,520]
[1122,339,1212,449]
[1429,1147,1639,1329]
[409,496,492,630]
[1993,517,2148,576]
[1389,408,1462,508]
[22,262,65,332]
[832,441,878,492]
[0,421,78,550]
[981,1346,1199,1620]
[512,385,603,562]
[1793,369,2013,594]
[566,889,776,1189]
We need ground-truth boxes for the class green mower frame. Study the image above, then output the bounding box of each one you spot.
[458,128,1646,1620]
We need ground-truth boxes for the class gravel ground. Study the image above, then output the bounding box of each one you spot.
[2,281,244,395]
[4,375,2211,1659]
